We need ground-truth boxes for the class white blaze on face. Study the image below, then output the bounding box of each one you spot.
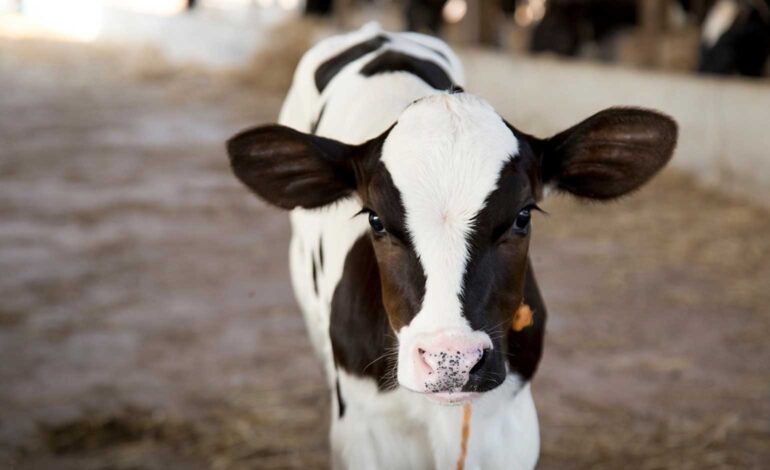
[380,93,519,391]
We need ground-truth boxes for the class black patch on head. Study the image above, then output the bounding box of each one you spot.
[360,50,455,91]
[456,153,546,392]
[330,160,426,389]
[507,259,546,381]
[315,35,390,93]
[362,163,411,243]
[362,163,426,332]
[330,235,398,391]
[335,377,346,418]
[449,84,464,94]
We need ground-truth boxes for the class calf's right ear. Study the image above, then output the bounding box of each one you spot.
[227,124,360,210]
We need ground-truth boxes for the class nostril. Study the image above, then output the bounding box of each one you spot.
[469,348,489,376]
[417,348,433,372]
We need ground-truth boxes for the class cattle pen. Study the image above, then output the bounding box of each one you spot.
[1,2,769,469]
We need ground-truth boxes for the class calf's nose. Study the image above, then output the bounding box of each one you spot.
[413,332,492,393]
[420,347,485,374]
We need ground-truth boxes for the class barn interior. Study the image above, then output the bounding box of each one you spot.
[1,1,769,469]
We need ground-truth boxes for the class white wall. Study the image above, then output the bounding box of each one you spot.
[97,6,289,67]
[0,0,17,13]
[4,1,291,63]
[460,49,770,206]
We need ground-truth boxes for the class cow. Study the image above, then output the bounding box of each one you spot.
[530,0,639,58]
[699,0,770,77]
[227,23,677,469]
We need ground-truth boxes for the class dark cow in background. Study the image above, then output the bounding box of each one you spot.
[529,0,770,77]
[530,0,639,57]
[699,0,770,76]
[406,0,449,33]
[305,0,334,16]
[302,0,770,77]
[228,24,676,469]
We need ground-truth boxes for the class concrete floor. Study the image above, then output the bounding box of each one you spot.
[0,38,768,469]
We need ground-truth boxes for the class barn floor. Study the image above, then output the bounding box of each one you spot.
[1,36,768,470]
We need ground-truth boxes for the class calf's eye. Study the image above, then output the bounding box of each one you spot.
[369,212,386,235]
[512,208,531,235]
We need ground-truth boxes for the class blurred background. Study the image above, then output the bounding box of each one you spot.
[0,1,768,469]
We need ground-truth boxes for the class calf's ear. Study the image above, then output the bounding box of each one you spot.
[538,107,677,200]
[227,124,360,210]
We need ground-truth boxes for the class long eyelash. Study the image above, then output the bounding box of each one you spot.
[529,203,548,216]
[353,207,371,218]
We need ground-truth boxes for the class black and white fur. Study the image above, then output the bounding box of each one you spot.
[228,23,677,469]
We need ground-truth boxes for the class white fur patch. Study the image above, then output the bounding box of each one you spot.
[332,370,432,469]
[424,378,538,470]
[334,371,538,469]
[380,93,519,387]
[288,197,367,387]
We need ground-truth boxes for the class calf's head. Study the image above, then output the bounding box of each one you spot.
[228,94,676,403]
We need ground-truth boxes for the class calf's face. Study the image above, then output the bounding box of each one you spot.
[228,93,676,403]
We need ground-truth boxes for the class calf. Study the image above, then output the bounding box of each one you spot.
[227,23,677,469]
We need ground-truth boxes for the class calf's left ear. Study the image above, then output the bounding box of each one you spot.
[537,107,677,200]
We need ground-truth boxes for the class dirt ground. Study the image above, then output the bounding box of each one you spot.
[0,36,768,470]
